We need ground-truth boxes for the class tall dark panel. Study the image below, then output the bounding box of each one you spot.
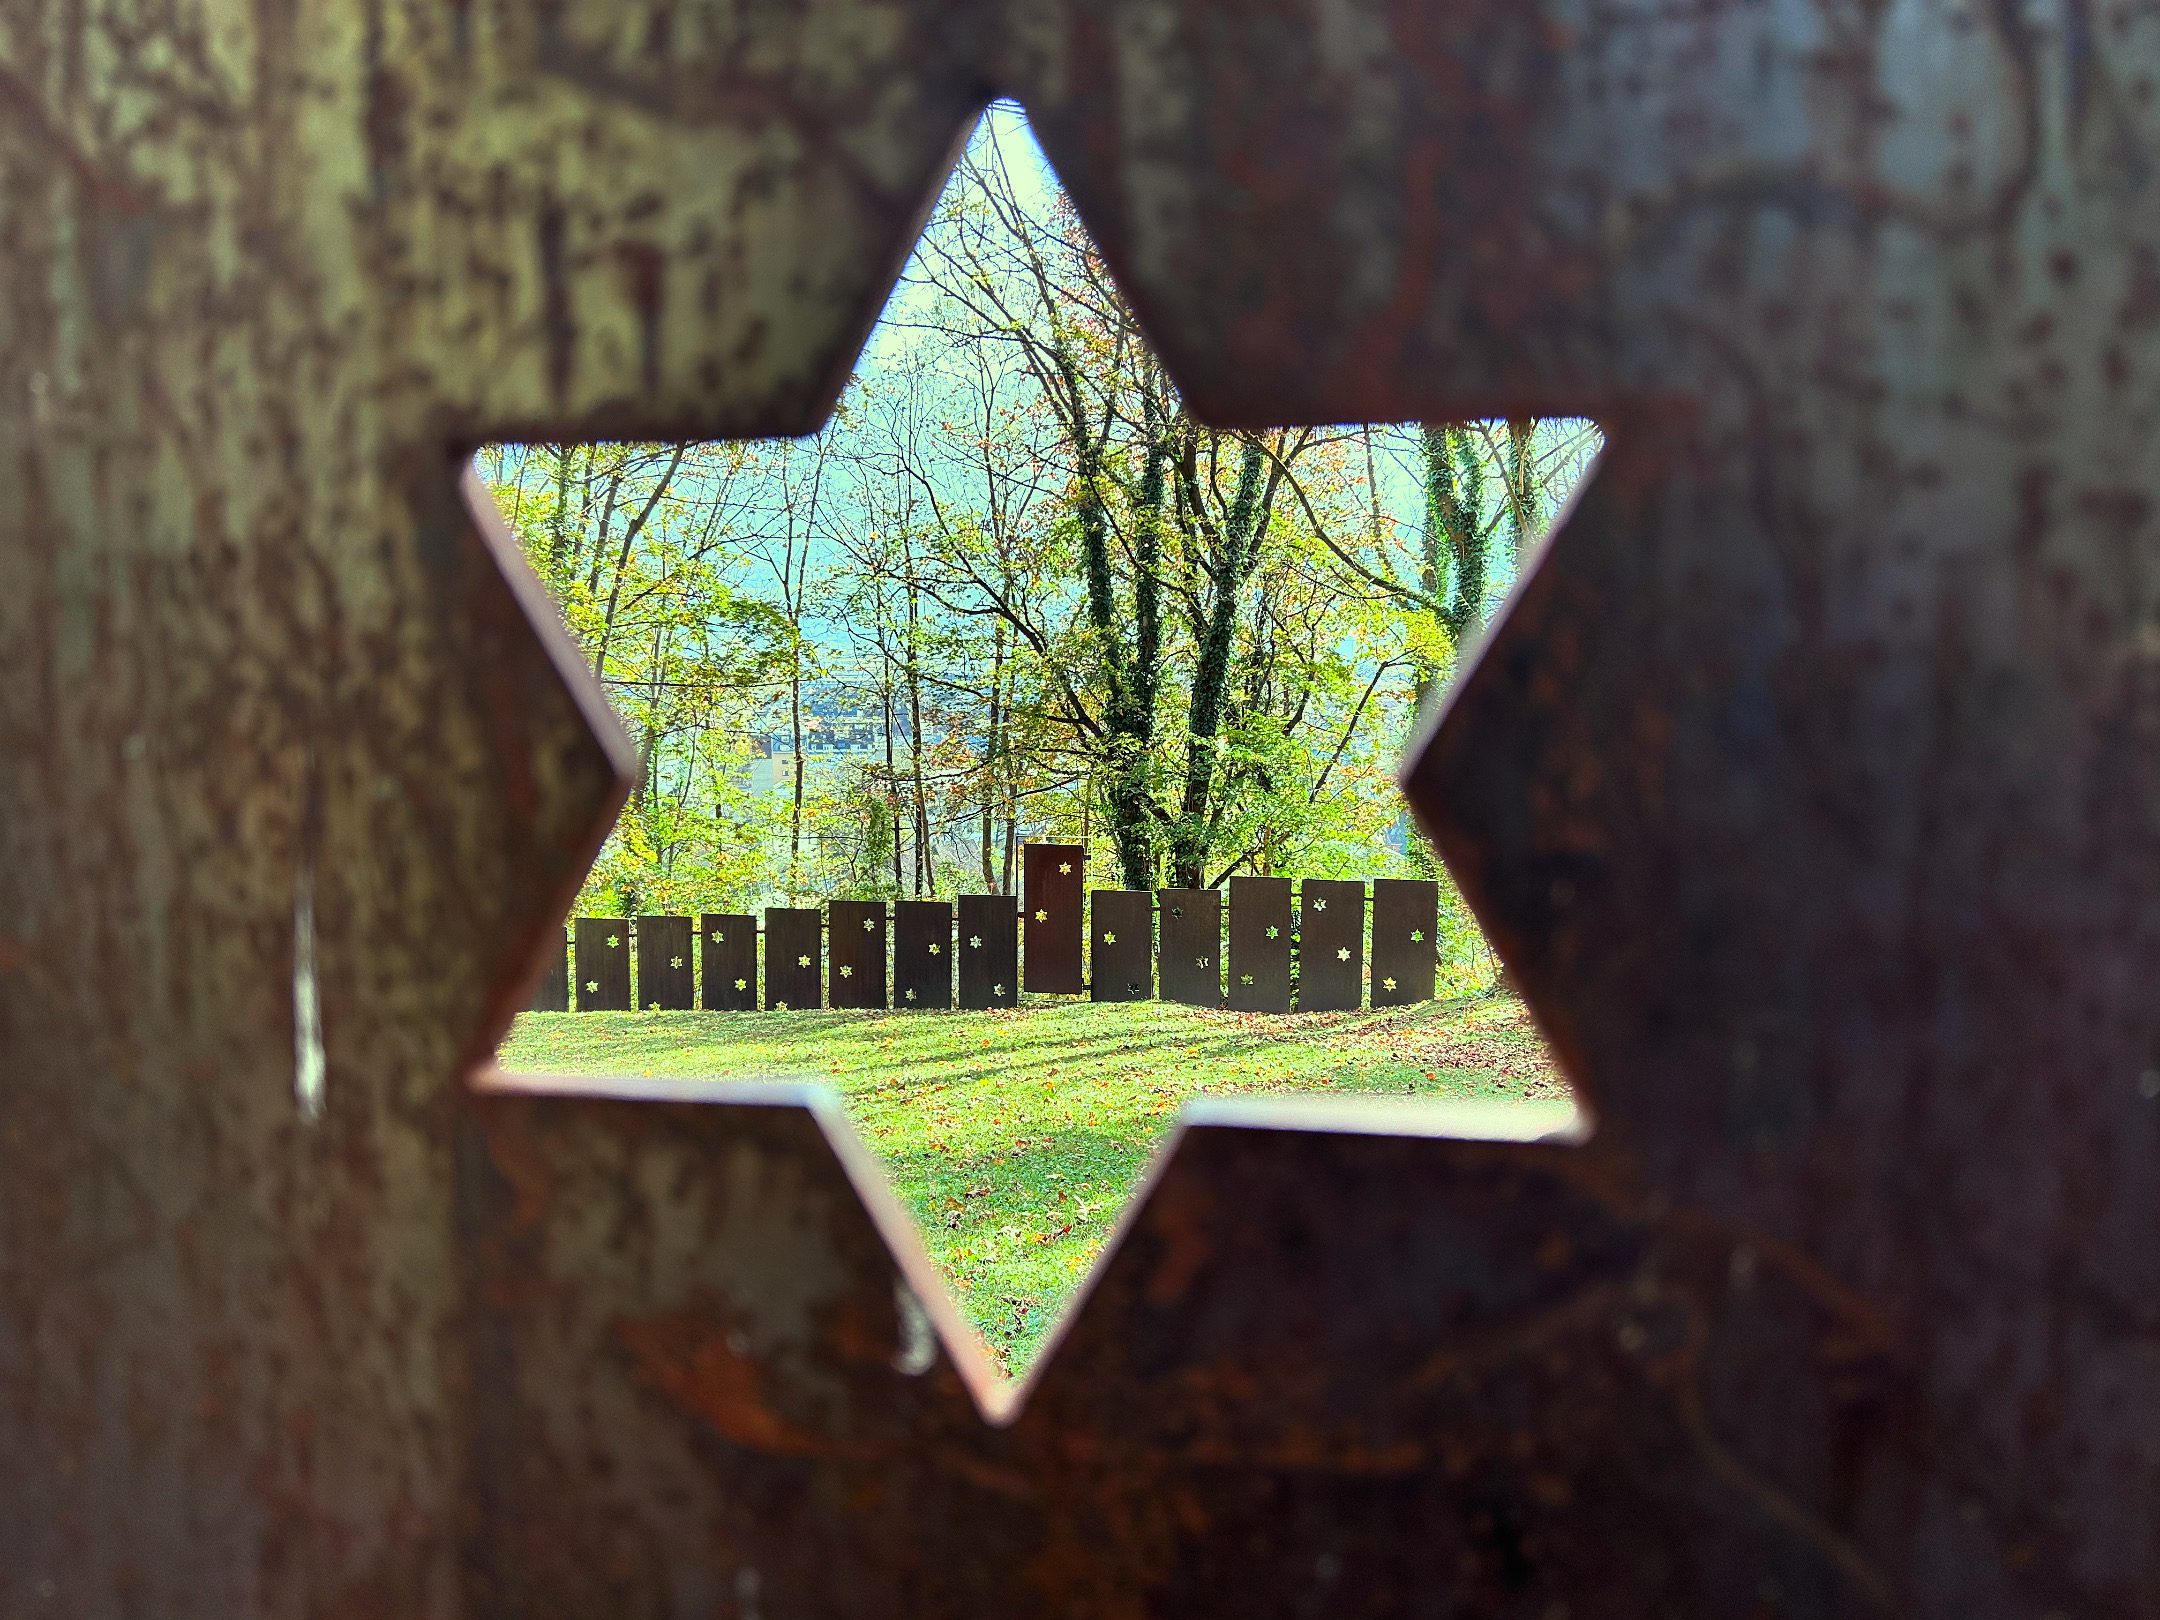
[1157,888,1223,1007]
[1022,843,1085,993]
[529,927,569,1012]
[573,917,632,1011]
[763,907,823,1011]
[1297,880,1365,1012]
[894,900,953,1010]
[1089,890,1153,1002]
[957,894,1018,1010]
[699,913,757,1011]
[636,916,696,1010]
[1227,877,1293,1013]
[1371,878,1439,1007]
[828,900,889,1009]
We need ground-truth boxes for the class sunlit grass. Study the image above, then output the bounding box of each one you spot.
[501,996,1562,1372]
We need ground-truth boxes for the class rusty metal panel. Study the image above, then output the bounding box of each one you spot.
[1089,889,1154,1002]
[636,916,695,1011]
[762,908,822,1012]
[894,899,953,1009]
[828,900,889,1009]
[574,918,633,1012]
[1369,880,1438,1008]
[530,927,570,1013]
[957,894,1017,1010]
[1226,877,1292,1013]
[1297,880,1365,1012]
[1158,888,1223,1008]
[700,914,758,1011]
[1023,842,1085,993]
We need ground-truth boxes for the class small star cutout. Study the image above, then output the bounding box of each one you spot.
[775,999,790,1011]
[797,954,812,968]
[1383,977,1398,992]
[584,980,598,994]
[1336,947,1351,961]
[929,943,942,955]
[1103,931,1117,945]
[1197,956,1211,968]
[1240,974,1254,985]
[1311,898,1326,912]
[905,988,918,1002]
[711,929,725,943]
[1058,862,1072,874]
[993,982,1006,996]
[669,956,683,969]
[863,917,877,931]
[1266,926,1280,939]
[1034,909,1048,922]
[1410,929,1424,943]
[647,1001,660,1011]
[840,965,854,978]
[607,934,621,948]
[733,978,748,991]
[970,936,983,949]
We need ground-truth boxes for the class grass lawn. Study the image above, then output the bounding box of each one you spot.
[500,996,1565,1374]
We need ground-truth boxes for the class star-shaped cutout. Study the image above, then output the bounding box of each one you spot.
[930,943,942,955]
[1058,862,1072,874]
[584,980,598,995]
[1311,897,1326,912]
[970,936,983,949]
[839,964,854,978]
[1336,946,1351,961]
[905,988,918,1002]
[1103,931,1117,945]
[993,983,1007,997]
[798,954,812,968]
[774,999,790,1012]
[863,917,877,931]
[1240,973,1254,985]
[647,1001,659,1011]
[1034,909,1048,922]
[1383,977,1398,992]
[1266,926,1280,939]
[1410,929,1424,943]
[606,933,621,948]
[1197,956,1211,968]
[669,956,683,969]
[733,978,748,992]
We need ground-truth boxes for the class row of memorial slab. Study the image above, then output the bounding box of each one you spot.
[531,846,1445,1015]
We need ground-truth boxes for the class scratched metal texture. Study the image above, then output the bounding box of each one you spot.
[1,2,2155,1617]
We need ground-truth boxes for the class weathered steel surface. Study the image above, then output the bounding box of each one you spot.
[895,899,954,1009]
[1297,879,1365,1012]
[957,894,1018,1010]
[1227,876,1293,1013]
[1157,887,1224,1007]
[762,908,822,1012]
[828,900,890,1009]
[700,913,758,1012]
[5,0,2158,1615]
[574,917,633,1012]
[529,928,570,1014]
[1089,889,1154,1002]
[635,915,695,1011]
[1022,841,1085,993]
[1370,879,1439,1008]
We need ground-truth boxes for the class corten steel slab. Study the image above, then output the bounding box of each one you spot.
[763,909,822,1012]
[895,900,954,1009]
[1297,880,1365,1012]
[957,894,1018,1010]
[1370,880,1439,1008]
[1090,890,1154,1002]
[574,918,633,1012]
[10,1,2160,1615]
[1227,877,1293,1013]
[828,900,889,1009]
[1022,842,1085,993]
[530,929,570,1013]
[700,914,758,1011]
[1158,888,1224,1008]
[636,916,695,1011]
